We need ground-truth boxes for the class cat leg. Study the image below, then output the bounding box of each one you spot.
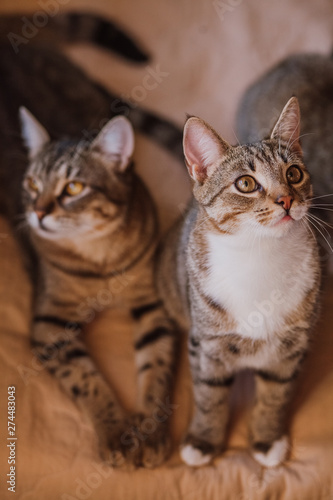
[31,317,130,466]
[127,299,178,468]
[180,332,234,466]
[250,362,301,468]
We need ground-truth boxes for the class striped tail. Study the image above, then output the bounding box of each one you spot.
[1,11,149,62]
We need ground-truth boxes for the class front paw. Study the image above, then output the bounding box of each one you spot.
[98,424,129,468]
[122,413,172,468]
[180,435,222,467]
[251,435,290,467]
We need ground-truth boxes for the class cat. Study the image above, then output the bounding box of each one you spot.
[236,51,333,221]
[157,97,320,468]
[0,13,183,221]
[19,108,178,468]
[0,12,182,468]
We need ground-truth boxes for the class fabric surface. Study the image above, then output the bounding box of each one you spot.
[0,1,333,498]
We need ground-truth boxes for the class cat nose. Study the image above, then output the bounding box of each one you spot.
[35,209,46,221]
[275,195,293,210]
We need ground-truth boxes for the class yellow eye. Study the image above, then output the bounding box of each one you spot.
[27,177,39,192]
[286,165,303,184]
[235,176,258,193]
[64,181,84,196]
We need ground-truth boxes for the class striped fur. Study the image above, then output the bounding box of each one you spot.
[158,98,320,467]
[20,113,177,468]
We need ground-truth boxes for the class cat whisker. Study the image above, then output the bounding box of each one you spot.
[310,207,333,213]
[307,212,333,232]
[311,203,333,207]
[305,215,333,253]
[287,132,316,154]
[231,126,241,147]
[307,193,333,202]
[15,220,29,232]
[302,219,316,244]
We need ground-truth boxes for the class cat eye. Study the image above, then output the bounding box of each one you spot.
[27,177,39,192]
[63,181,85,196]
[286,165,303,184]
[235,175,259,193]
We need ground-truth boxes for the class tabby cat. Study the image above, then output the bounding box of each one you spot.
[157,97,320,467]
[0,12,181,467]
[19,109,177,467]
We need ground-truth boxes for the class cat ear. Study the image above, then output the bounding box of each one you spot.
[91,116,134,171]
[183,117,230,183]
[270,97,301,152]
[19,107,50,159]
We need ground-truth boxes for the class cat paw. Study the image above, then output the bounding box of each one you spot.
[180,436,219,466]
[252,436,289,467]
[124,413,172,468]
[98,426,128,468]
[180,444,212,466]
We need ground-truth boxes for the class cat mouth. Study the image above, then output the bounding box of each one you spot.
[275,214,293,225]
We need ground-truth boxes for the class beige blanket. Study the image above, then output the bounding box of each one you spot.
[1,1,333,498]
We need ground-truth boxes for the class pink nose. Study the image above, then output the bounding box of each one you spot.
[276,195,293,210]
[35,209,46,221]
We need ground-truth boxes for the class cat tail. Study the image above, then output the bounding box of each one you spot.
[1,11,149,63]
[85,78,183,161]
[127,106,184,161]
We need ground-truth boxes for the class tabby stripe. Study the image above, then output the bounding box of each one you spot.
[31,339,70,350]
[138,362,153,372]
[286,349,307,361]
[204,186,227,207]
[198,376,234,387]
[249,159,255,172]
[131,301,162,320]
[256,369,298,384]
[66,349,88,360]
[135,327,173,350]
[252,442,272,453]
[190,336,200,347]
[32,339,73,363]
[34,315,82,330]
[200,291,224,313]
[258,146,273,166]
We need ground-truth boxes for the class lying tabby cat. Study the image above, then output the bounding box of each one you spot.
[19,109,177,467]
[158,97,320,467]
[0,12,181,467]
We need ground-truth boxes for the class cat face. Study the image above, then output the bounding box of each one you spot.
[183,97,312,238]
[20,109,135,241]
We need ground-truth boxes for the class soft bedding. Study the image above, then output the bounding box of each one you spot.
[0,0,333,498]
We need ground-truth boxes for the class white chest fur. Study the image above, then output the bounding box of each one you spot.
[203,225,316,340]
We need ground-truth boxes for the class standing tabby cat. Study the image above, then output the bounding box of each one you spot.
[158,97,320,467]
[19,109,177,467]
